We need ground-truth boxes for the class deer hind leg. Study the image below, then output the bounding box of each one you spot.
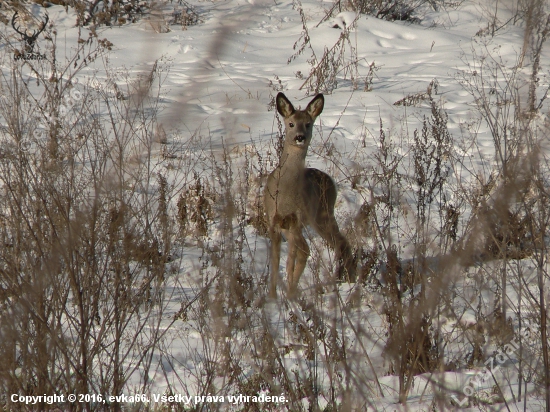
[316,215,356,283]
[269,228,282,299]
[284,227,310,298]
[305,169,356,283]
[335,234,356,283]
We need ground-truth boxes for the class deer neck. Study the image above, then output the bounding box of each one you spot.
[277,146,307,182]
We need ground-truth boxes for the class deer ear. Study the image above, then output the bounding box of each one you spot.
[276,93,295,118]
[306,94,324,119]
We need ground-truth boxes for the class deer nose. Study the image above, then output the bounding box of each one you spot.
[294,134,305,143]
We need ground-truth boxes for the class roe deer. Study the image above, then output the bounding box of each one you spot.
[264,92,356,298]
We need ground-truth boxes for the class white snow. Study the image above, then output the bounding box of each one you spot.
[1,0,550,409]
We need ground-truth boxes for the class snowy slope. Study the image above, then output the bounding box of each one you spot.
[1,0,549,410]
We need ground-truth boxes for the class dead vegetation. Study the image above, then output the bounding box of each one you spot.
[0,0,549,411]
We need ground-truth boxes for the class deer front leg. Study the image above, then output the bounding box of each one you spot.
[269,228,282,299]
[283,228,296,284]
[286,228,310,298]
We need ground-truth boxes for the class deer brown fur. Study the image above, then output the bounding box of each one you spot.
[264,92,355,298]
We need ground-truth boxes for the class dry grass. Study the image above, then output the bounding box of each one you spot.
[0,1,550,411]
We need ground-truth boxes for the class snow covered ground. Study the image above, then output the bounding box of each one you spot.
[1,0,550,410]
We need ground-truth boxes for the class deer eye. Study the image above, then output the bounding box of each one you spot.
[306,123,311,128]
[289,122,295,128]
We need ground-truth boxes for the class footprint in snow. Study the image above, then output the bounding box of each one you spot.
[178,44,192,54]
[377,39,392,48]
